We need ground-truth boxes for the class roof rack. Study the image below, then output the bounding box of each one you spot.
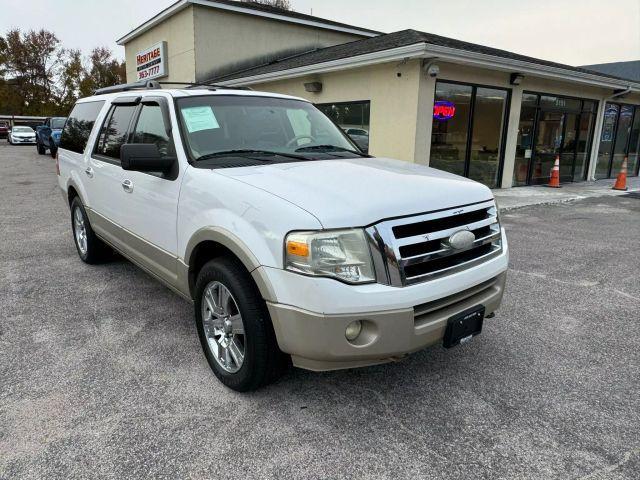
[94,80,251,96]
[161,82,253,91]
[94,80,162,95]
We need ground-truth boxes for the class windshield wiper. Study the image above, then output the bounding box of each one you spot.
[195,149,309,162]
[295,145,369,157]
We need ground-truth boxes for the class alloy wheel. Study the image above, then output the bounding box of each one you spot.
[201,281,246,373]
[73,207,88,255]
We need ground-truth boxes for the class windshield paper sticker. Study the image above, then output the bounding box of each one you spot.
[181,106,220,133]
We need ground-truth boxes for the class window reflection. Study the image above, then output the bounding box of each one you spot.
[513,93,596,186]
[596,103,640,179]
[316,101,370,153]
[430,82,508,188]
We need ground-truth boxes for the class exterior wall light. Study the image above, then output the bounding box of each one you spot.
[510,73,524,85]
[304,82,323,93]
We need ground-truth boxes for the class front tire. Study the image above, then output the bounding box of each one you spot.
[37,140,46,154]
[194,257,288,391]
[70,197,110,264]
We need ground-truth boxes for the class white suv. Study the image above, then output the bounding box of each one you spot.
[57,81,508,391]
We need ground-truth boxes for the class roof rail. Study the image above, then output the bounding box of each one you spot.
[158,81,252,91]
[93,80,253,96]
[94,80,161,95]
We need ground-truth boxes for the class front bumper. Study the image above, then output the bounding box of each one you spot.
[11,136,36,144]
[258,229,509,371]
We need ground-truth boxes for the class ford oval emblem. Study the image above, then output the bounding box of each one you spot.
[445,230,476,250]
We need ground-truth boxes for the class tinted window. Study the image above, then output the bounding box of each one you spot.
[95,105,137,160]
[132,104,175,157]
[50,118,67,129]
[60,101,105,154]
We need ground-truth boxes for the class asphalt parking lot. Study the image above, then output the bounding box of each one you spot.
[1,142,639,480]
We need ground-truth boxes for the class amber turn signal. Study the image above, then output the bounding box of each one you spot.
[286,240,309,257]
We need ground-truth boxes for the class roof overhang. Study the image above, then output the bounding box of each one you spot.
[218,43,429,85]
[117,0,379,46]
[218,42,640,93]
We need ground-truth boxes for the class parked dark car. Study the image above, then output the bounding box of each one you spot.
[0,120,9,139]
[36,117,67,157]
[345,128,369,153]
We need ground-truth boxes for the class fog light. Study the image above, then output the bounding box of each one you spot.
[345,320,363,341]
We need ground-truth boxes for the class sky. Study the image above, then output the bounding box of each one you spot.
[2,0,639,66]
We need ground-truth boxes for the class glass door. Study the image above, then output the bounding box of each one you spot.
[560,113,578,182]
[595,103,640,179]
[611,106,634,177]
[513,93,597,186]
[468,87,509,187]
[574,111,595,181]
[430,81,509,188]
[628,112,640,175]
[530,111,563,185]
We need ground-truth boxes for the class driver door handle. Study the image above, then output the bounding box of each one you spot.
[84,167,93,178]
[122,179,134,193]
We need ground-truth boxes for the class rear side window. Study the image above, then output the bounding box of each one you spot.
[59,101,105,154]
[95,105,137,160]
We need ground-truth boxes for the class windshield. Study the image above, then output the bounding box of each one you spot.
[51,118,67,129]
[176,95,360,163]
[13,127,34,133]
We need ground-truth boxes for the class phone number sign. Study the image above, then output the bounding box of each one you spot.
[136,41,168,81]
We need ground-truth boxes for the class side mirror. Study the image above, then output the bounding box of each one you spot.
[120,144,175,173]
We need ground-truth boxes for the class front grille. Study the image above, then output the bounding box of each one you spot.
[366,200,502,286]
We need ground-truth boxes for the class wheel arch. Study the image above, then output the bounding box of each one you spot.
[65,176,90,211]
[184,227,275,302]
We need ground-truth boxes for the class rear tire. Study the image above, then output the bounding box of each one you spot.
[70,197,111,264]
[194,257,289,392]
[37,140,46,155]
[49,139,57,158]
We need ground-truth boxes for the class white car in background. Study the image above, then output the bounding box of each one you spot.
[8,126,37,145]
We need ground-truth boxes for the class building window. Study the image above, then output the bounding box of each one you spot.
[316,101,370,153]
[595,103,640,179]
[512,93,597,186]
[430,81,509,189]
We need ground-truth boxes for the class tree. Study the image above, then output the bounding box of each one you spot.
[58,49,84,113]
[241,0,291,10]
[0,29,126,116]
[0,28,64,115]
[78,47,126,98]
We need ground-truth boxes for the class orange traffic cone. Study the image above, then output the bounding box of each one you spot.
[612,156,628,191]
[547,155,561,188]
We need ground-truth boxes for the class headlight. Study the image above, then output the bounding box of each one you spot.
[285,229,375,284]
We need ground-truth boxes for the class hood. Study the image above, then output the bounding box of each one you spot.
[216,157,494,228]
[13,132,35,137]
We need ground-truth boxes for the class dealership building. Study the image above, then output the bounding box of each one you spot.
[118,0,640,189]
